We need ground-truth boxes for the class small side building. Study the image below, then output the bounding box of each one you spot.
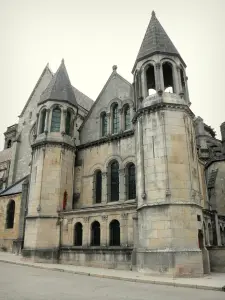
[0,176,29,253]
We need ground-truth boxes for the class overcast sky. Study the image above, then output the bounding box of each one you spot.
[0,0,224,150]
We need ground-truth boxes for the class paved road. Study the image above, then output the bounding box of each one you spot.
[0,262,224,300]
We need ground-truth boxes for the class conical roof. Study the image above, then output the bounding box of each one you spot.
[133,11,185,71]
[39,59,78,107]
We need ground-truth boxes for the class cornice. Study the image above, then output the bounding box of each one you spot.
[31,140,76,152]
[132,103,195,124]
[77,130,134,150]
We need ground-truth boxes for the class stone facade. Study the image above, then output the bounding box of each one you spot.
[0,11,225,277]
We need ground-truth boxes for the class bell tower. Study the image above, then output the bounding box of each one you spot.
[23,60,77,262]
[133,12,205,277]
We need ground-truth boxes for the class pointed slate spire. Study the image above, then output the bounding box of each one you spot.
[133,11,185,71]
[39,59,78,107]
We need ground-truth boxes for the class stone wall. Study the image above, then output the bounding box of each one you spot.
[208,246,225,272]
[60,247,133,270]
[0,193,21,251]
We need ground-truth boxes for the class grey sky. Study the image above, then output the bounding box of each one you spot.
[0,0,224,150]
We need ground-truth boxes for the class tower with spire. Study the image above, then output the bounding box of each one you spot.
[132,12,205,276]
[23,60,77,260]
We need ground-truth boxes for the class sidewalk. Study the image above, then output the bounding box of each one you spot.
[0,251,224,292]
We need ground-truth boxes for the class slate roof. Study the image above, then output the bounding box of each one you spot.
[0,176,28,196]
[39,59,78,107]
[0,148,12,164]
[72,86,94,111]
[133,11,185,71]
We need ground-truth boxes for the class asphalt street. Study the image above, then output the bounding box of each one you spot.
[0,262,224,300]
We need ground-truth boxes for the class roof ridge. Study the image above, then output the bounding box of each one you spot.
[0,175,29,196]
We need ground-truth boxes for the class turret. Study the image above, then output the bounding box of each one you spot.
[23,60,77,262]
[133,12,205,277]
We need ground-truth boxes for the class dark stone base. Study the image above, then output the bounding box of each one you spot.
[22,248,59,263]
[136,249,204,278]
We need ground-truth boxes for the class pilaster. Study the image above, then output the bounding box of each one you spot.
[121,213,128,246]
[119,168,126,201]
[102,172,108,204]
[101,215,108,246]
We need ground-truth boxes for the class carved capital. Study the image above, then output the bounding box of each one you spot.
[63,109,67,115]
[176,65,181,71]
[155,63,161,70]
[102,172,107,178]
[121,213,128,220]
[141,192,147,199]
[83,217,89,223]
[36,113,39,118]
[37,204,41,212]
[118,168,125,175]
[102,215,108,221]
[166,189,171,197]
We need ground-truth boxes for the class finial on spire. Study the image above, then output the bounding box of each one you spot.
[112,65,117,72]
[152,10,156,17]
[61,58,65,64]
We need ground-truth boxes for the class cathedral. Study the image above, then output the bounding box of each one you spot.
[0,12,225,277]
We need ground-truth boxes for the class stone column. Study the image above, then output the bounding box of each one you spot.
[155,63,162,94]
[176,66,183,96]
[44,109,50,134]
[173,65,180,95]
[83,217,89,246]
[131,213,138,267]
[184,75,190,104]
[107,112,111,135]
[119,168,126,201]
[61,109,66,134]
[121,213,128,246]
[36,112,40,134]
[215,213,222,246]
[159,63,165,92]
[18,178,29,250]
[119,107,124,132]
[101,215,108,246]
[102,172,108,204]
[141,68,148,99]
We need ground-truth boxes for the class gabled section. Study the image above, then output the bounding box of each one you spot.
[133,11,185,72]
[19,63,53,117]
[0,175,28,196]
[79,65,132,132]
[39,59,78,107]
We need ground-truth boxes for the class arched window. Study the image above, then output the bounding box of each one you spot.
[163,62,174,93]
[146,64,156,95]
[39,109,46,134]
[198,230,204,249]
[7,140,12,149]
[124,105,131,131]
[110,161,119,202]
[51,107,61,132]
[127,163,136,200]
[110,220,120,246]
[112,104,119,134]
[101,112,107,137]
[74,222,83,246]
[6,200,15,229]
[94,170,102,203]
[91,221,100,246]
[65,110,72,136]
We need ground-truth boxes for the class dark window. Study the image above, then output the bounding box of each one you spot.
[110,220,120,246]
[101,112,107,136]
[74,222,83,246]
[110,161,119,201]
[180,68,185,92]
[163,62,174,93]
[198,230,204,249]
[95,170,102,203]
[40,109,46,134]
[65,110,72,136]
[51,107,61,132]
[6,200,15,229]
[124,106,131,130]
[112,104,119,134]
[127,163,136,199]
[146,64,156,95]
[91,221,100,246]
[7,140,12,148]
[197,215,201,221]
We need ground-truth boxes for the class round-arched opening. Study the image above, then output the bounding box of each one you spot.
[109,220,120,246]
[74,222,83,246]
[163,62,174,93]
[91,221,100,246]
